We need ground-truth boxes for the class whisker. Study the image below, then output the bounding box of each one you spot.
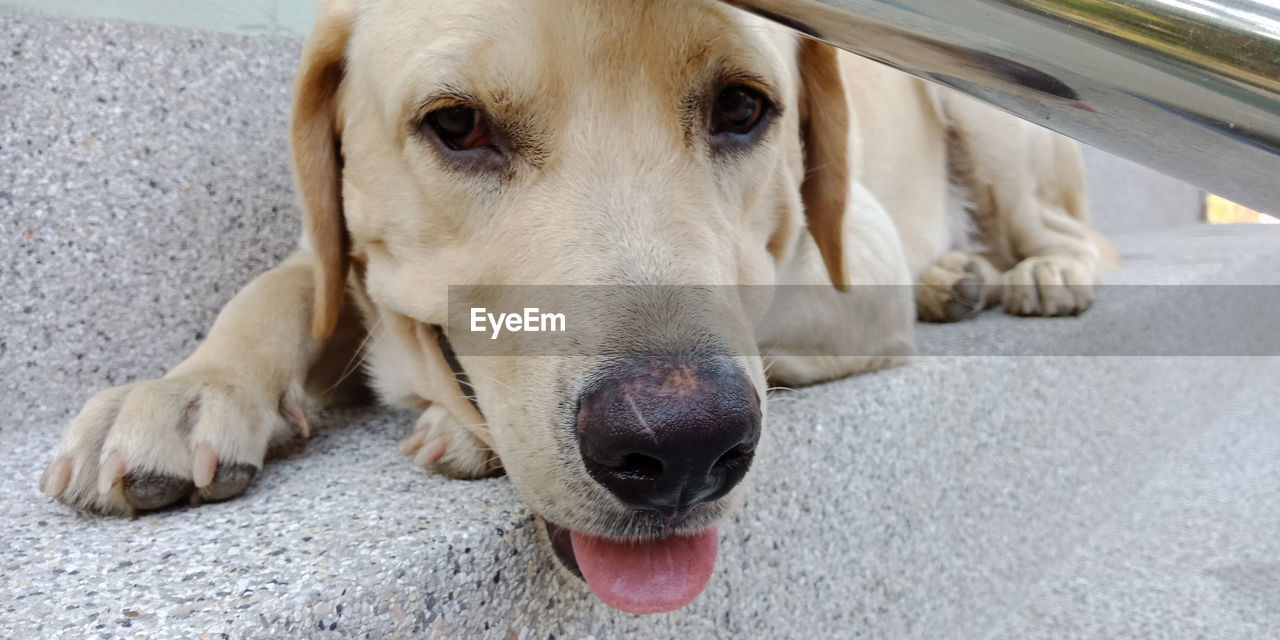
[804,161,834,177]
[448,420,497,448]
[321,317,385,397]
[457,369,514,394]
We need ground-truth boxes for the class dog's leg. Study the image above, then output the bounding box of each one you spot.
[942,93,1106,317]
[390,321,501,480]
[39,251,341,515]
[992,148,1101,317]
[359,316,500,480]
[915,250,1001,322]
[759,183,916,387]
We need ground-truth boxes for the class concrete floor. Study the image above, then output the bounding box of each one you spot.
[2,7,1275,639]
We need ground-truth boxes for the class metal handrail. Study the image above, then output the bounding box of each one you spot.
[720,0,1280,212]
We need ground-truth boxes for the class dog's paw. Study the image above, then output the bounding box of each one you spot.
[916,251,997,323]
[1001,255,1097,317]
[39,371,306,516]
[399,405,502,479]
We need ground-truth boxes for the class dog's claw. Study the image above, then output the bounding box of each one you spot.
[280,388,311,438]
[97,451,126,495]
[190,442,256,502]
[413,437,449,466]
[40,458,72,498]
[192,443,218,488]
[399,428,429,456]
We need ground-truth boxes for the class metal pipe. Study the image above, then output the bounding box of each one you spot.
[719,0,1280,212]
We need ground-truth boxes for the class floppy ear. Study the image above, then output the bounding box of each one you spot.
[290,1,355,339]
[796,38,851,291]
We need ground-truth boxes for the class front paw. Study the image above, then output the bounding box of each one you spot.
[916,251,997,323]
[39,371,306,516]
[1002,255,1098,317]
[399,405,502,479]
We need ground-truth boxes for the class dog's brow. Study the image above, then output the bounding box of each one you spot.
[714,68,781,105]
[411,85,481,119]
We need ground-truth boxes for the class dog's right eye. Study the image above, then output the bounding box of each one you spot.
[708,83,775,150]
[711,85,764,135]
[423,105,494,151]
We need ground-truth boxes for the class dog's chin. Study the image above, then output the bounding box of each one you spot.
[539,506,727,615]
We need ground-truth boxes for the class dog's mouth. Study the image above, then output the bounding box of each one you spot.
[543,519,719,614]
[434,331,732,613]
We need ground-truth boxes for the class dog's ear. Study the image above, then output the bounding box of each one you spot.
[291,0,355,339]
[797,38,851,291]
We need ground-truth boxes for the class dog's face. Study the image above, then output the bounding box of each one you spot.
[292,0,850,614]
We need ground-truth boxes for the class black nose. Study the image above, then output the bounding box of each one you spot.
[575,356,762,518]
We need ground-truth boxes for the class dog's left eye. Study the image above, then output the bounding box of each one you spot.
[423,105,494,151]
[710,84,770,138]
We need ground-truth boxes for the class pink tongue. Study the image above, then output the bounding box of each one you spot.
[570,528,718,614]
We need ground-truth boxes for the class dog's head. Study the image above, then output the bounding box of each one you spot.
[290,0,850,614]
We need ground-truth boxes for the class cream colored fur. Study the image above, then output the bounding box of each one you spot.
[41,0,1108,530]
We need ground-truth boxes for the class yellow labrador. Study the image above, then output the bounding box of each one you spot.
[39,0,1107,615]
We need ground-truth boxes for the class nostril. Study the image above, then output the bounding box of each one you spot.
[713,444,755,474]
[615,453,663,481]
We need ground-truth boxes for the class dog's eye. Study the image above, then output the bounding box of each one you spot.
[424,105,494,151]
[710,84,769,137]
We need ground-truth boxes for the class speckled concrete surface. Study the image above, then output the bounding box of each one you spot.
[986,381,1280,640]
[2,9,1278,639]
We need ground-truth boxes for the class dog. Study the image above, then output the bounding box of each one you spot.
[38,0,1108,615]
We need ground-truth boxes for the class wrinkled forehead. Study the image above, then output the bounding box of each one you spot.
[348,0,795,123]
